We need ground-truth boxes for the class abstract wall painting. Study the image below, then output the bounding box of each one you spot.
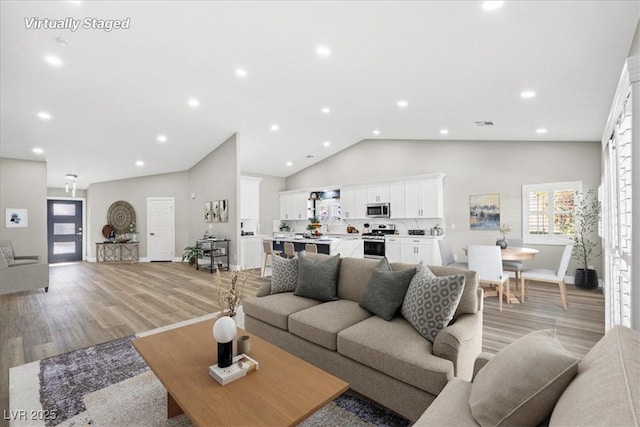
[6,208,28,228]
[469,194,500,230]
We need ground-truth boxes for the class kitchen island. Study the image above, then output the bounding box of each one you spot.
[266,235,364,258]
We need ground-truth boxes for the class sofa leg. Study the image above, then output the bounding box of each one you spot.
[45,286,49,292]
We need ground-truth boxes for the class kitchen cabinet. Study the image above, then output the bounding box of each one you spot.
[399,237,442,265]
[384,236,402,263]
[404,174,444,218]
[368,182,390,203]
[279,190,309,220]
[241,176,261,220]
[340,184,367,219]
[389,180,405,218]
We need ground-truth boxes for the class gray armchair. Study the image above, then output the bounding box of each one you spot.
[0,240,49,295]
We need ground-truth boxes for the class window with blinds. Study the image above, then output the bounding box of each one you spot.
[522,181,582,244]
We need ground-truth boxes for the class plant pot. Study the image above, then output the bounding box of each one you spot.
[575,268,598,290]
[496,239,508,249]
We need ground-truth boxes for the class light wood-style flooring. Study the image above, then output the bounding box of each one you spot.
[0,261,604,426]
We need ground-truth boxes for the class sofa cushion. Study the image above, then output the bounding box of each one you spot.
[270,255,298,294]
[470,329,579,427]
[360,258,416,321]
[338,315,454,396]
[549,325,640,427]
[289,300,372,350]
[242,293,322,330]
[294,252,341,301]
[413,379,477,427]
[401,263,466,342]
[337,257,382,302]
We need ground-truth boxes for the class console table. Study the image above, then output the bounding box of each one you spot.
[96,242,139,263]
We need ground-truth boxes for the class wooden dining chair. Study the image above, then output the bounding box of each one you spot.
[304,243,318,253]
[468,244,510,311]
[521,245,573,310]
[261,241,282,277]
[284,242,297,259]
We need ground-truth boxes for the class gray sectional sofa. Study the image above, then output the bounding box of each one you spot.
[244,253,483,421]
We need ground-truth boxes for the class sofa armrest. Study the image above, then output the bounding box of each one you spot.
[14,255,39,261]
[472,352,494,381]
[0,252,8,270]
[256,281,271,297]
[433,310,483,381]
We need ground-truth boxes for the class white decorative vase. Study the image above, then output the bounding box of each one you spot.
[213,316,237,368]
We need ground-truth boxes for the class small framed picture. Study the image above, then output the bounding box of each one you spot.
[204,201,213,223]
[212,200,220,222]
[6,208,28,228]
[469,194,500,230]
[219,199,228,222]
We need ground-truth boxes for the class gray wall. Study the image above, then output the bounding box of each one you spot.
[87,171,189,259]
[0,158,48,262]
[285,139,602,275]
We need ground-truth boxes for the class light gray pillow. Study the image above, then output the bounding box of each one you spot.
[0,246,14,264]
[270,255,298,294]
[294,252,341,301]
[360,258,416,321]
[469,329,580,427]
[401,262,465,342]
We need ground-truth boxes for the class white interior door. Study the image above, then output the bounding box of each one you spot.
[147,197,175,261]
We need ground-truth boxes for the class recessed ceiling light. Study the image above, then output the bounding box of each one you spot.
[323,141,331,147]
[187,97,200,108]
[235,68,247,78]
[520,90,536,99]
[536,128,548,134]
[286,161,293,167]
[32,147,44,154]
[270,124,279,132]
[440,129,449,135]
[316,45,331,57]
[482,1,504,11]
[397,100,408,108]
[135,160,144,167]
[372,129,381,135]
[157,134,168,143]
[321,107,331,114]
[45,55,63,67]
[37,111,52,120]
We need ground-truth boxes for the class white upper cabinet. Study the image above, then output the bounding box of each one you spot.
[241,176,261,220]
[389,180,405,218]
[340,184,368,219]
[279,190,309,220]
[404,174,444,218]
[368,182,390,203]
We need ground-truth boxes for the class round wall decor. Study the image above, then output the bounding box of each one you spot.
[108,200,136,234]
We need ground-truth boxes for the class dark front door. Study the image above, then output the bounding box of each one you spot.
[47,200,83,263]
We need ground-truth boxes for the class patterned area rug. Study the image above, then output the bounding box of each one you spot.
[10,315,410,427]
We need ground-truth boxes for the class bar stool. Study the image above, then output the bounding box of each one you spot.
[284,242,297,259]
[305,243,318,253]
[261,241,282,277]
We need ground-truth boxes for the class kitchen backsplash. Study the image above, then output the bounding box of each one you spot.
[274,218,446,236]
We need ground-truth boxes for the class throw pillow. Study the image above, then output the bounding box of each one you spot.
[359,258,416,321]
[0,246,14,264]
[270,255,298,294]
[469,329,580,427]
[401,262,465,342]
[294,252,341,301]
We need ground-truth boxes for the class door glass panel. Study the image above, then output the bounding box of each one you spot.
[53,242,76,254]
[53,223,76,235]
[53,203,76,216]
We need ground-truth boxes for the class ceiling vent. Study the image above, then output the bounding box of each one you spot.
[474,121,494,126]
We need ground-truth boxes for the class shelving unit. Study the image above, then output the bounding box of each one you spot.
[195,239,230,273]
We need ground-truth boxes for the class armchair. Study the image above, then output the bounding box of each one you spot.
[0,240,49,295]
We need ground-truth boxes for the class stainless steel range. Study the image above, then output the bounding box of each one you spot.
[362,224,396,259]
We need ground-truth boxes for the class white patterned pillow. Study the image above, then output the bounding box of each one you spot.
[401,262,465,342]
[270,255,298,294]
[0,246,14,264]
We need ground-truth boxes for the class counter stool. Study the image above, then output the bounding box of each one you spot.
[305,243,318,253]
[261,241,282,277]
[284,242,298,259]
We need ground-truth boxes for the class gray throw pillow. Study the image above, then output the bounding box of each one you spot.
[401,262,465,342]
[270,255,298,294]
[0,246,14,264]
[360,258,416,321]
[294,252,341,301]
[469,329,579,427]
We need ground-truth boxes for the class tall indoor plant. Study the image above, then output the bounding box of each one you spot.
[572,189,601,289]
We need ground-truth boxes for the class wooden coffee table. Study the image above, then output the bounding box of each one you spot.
[132,318,348,426]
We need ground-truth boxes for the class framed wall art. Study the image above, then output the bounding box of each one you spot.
[211,200,220,222]
[469,194,500,230]
[204,201,213,223]
[5,208,28,228]
[219,199,228,222]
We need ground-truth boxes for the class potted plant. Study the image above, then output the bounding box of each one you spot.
[572,189,601,290]
[496,223,511,249]
[307,216,322,236]
[182,245,203,266]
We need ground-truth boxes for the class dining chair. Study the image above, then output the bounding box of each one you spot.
[502,238,523,287]
[284,242,297,259]
[261,241,282,277]
[438,238,469,269]
[467,244,510,311]
[304,243,318,253]
[520,244,573,310]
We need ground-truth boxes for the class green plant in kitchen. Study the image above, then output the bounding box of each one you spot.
[279,222,291,232]
[307,216,321,231]
[571,189,601,289]
[182,245,203,266]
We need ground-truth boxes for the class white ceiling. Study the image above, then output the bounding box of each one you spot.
[1,1,638,190]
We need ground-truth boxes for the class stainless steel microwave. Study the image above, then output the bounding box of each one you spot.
[366,203,390,218]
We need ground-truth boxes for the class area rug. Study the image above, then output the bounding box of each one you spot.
[10,312,409,427]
